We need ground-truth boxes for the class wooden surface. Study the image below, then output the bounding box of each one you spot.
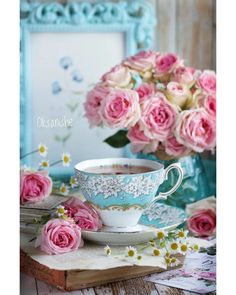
[20,250,184,291]
[21,273,216,295]
[154,0,216,70]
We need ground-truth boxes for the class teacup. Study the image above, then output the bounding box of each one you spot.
[75,158,183,228]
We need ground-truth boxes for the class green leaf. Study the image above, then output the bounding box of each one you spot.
[104,130,130,148]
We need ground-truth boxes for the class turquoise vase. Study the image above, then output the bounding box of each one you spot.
[125,147,211,209]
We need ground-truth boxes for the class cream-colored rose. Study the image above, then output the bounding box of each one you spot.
[165,82,192,109]
[101,64,132,88]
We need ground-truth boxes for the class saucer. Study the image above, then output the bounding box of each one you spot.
[82,203,187,245]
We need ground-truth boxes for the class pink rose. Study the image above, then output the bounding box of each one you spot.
[155,53,181,76]
[140,93,178,141]
[175,110,216,152]
[127,123,159,154]
[100,89,141,128]
[136,83,155,103]
[187,209,216,237]
[20,170,52,204]
[172,66,195,86]
[101,64,131,88]
[164,135,191,157]
[40,218,83,255]
[197,94,216,119]
[84,85,109,126]
[124,50,156,71]
[197,70,216,94]
[64,197,102,231]
[166,81,192,108]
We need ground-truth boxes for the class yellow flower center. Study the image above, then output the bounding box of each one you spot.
[165,258,171,264]
[128,250,135,257]
[58,208,64,214]
[170,243,178,251]
[178,231,185,238]
[71,178,76,184]
[42,161,48,167]
[171,257,177,263]
[61,187,66,193]
[106,249,111,255]
[137,255,142,260]
[153,249,161,256]
[157,231,165,239]
[64,156,69,163]
[181,244,188,252]
[165,252,171,258]
[39,146,45,153]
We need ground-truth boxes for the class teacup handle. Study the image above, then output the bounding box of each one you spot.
[150,163,183,205]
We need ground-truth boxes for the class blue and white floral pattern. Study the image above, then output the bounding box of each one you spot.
[77,173,161,200]
[140,203,187,228]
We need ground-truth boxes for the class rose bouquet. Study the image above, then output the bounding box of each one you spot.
[84,51,216,159]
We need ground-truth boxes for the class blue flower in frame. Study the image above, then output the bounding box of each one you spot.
[59,56,73,70]
[71,69,83,83]
[52,81,62,95]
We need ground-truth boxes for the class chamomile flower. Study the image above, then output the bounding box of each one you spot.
[179,242,189,255]
[169,241,179,254]
[70,176,78,188]
[152,248,162,257]
[156,229,167,240]
[104,245,111,256]
[137,255,142,260]
[56,205,67,217]
[38,143,48,157]
[126,246,137,258]
[60,183,69,195]
[165,257,171,266]
[62,153,71,167]
[149,239,156,247]
[170,257,179,267]
[39,160,49,168]
[177,229,188,239]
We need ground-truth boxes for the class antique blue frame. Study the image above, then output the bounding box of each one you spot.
[20,0,156,178]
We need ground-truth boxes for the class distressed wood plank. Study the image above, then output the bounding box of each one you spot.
[155,283,184,295]
[106,281,126,295]
[176,0,214,69]
[36,279,95,295]
[156,0,177,52]
[20,273,38,295]
[121,277,158,295]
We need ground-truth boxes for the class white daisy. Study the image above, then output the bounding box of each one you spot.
[177,229,188,239]
[38,143,48,157]
[125,246,137,258]
[168,241,180,254]
[39,160,49,168]
[60,183,69,195]
[56,205,67,217]
[179,242,189,255]
[62,153,71,167]
[170,257,179,267]
[156,229,167,240]
[152,247,163,257]
[70,176,78,188]
[104,245,111,256]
